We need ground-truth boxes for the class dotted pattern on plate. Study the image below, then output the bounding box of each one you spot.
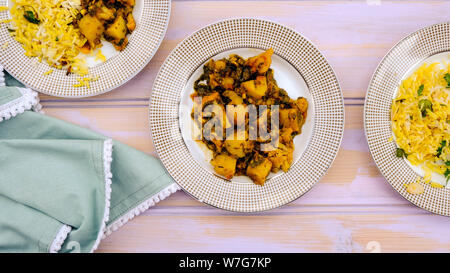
[365,22,450,216]
[150,18,344,212]
[0,0,170,97]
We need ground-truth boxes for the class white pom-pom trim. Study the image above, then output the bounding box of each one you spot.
[49,225,72,253]
[103,183,180,238]
[89,138,113,253]
[0,88,43,122]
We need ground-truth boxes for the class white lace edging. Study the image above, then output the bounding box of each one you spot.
[102,183,180,238]
[19,88,44,114]
[90,138,113,253]
[0,63,43,120]
[0,88,43,122]
[49,225,72,253]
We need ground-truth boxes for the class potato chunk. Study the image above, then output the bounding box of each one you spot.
[210,137,223,153]
[78,15,104,49]
[126,13,136,32]
[246,154,272,185]
[245,48,274,74]
[241,76,267,99]
[221,77,234,89]
[118,0,135,6]
[96,6,115,21]
[225,104,247,127]
[224,139,247,158]
[294,97,308,113]
[225,132,254,158]
[105,14,127,41]
[280,127,293,143]
[214,60,226,71]
[209,74,219,89]
[201,92,220,108]
[223,90,243,105]
[211,153,237,179]
[267,143,292,172]
[280,108,303,133]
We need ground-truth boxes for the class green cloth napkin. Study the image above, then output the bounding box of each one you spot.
[0,70,178,253]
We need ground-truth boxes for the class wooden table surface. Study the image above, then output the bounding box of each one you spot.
[41,0,450,252]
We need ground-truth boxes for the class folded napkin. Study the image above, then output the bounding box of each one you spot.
[0,67,178,253]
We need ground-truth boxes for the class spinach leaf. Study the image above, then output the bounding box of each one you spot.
[418,99,433,117]
[396,148,407,158]
[444,73,450,88]
[436,140,446,157]
[23,10,40,24]
[417,84,424,96]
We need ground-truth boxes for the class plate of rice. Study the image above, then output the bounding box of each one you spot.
[0,0,170,97]
[365,22,450,216]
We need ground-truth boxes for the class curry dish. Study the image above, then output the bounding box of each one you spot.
[190,49,308,185]
[77,0,136,52]
[7,0,135,76]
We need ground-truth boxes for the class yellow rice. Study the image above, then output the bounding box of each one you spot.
[8,0,88,75]
[392,62,449,186]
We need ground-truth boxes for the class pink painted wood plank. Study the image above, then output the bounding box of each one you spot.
[37,0,450,101]
[35,1,450,252]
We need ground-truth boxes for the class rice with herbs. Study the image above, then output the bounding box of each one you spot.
[391,62,450,186]
[8,0,88,75]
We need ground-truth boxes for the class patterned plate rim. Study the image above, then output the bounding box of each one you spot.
[150,18,345,212]
[0,0,171,98]
[364,22,450,216]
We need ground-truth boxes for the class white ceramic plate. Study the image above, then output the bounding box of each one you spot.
[365,22,450,216]
[150,18,344,212]
[0,0,170,97]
